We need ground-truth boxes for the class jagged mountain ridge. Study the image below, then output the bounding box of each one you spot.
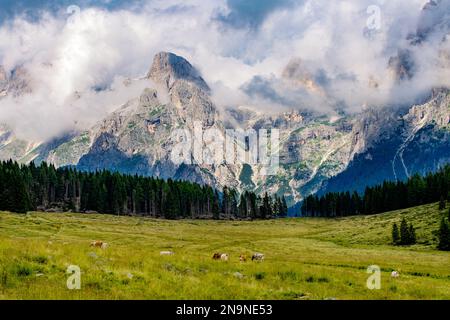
[47,51,448,204]
[57,52,241,190]
[0,52,449,207]
[321,89,450,194]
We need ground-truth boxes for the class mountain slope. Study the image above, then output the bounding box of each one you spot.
[321,89,450,194]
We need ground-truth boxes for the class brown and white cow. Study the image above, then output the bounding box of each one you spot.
[213,253,229,261]
[90,240,103,248]
[90,241,108,249]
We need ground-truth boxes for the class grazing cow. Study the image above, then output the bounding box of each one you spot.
[90,241,104,248]
[160,251,175,256]
[212,253,222,260]
[391,271,400,278]
[252,253,265,262]
[90,241,108,249]
[220,254,229,261]
[239,254,247,262]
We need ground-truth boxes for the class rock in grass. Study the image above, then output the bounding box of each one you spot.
[160,251,175,256]
[391,271,400,278]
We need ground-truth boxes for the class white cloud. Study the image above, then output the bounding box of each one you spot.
[0,0,448,141]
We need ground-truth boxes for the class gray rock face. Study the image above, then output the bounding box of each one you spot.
[412,0,450,44]
[71,52,237,190]
[0,52,449,208]
[388,0,449,83]
[321,89,450,194]
[8,66,32,97]
[0,65,32,98]
[148,52,210,92]
[388,49,416,81]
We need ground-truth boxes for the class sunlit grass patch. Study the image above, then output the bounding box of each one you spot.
[0,202,449,300]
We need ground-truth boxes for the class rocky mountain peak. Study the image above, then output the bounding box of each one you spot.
[410,0,449,44]
[148,52,210,92]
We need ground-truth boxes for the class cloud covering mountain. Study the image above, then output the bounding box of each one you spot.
[0,0,448,141]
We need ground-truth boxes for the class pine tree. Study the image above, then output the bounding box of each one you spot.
[260,192,272,219]
[400,218,410,245]
[212,190,220,220]
[281,196,288,217]
[437,218,450,251]
[7,167,31,213]
[239,193,247,218]
[274,196,282,217]
[439,196,446,210]
[392,223,400,245]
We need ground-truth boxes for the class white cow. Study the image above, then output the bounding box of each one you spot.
[160,251,175,256]
[220,253,229,261]
[391,271,400,278]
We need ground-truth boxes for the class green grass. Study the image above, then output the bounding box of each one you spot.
[0,203,449,300]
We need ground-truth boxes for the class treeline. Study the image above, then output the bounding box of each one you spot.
[302,165,450,217]
[0,160,288,219]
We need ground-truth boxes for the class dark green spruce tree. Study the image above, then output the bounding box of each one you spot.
[439,196,446,210]
[400,218,410,245]
[437,218,450,251]
[392,223,400,245]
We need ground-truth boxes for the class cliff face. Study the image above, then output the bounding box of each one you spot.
[0,52,449,207]
[56,52,240,190]
[321,89,450,194]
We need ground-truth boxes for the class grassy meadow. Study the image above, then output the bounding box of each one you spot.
[0,202,449,300]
